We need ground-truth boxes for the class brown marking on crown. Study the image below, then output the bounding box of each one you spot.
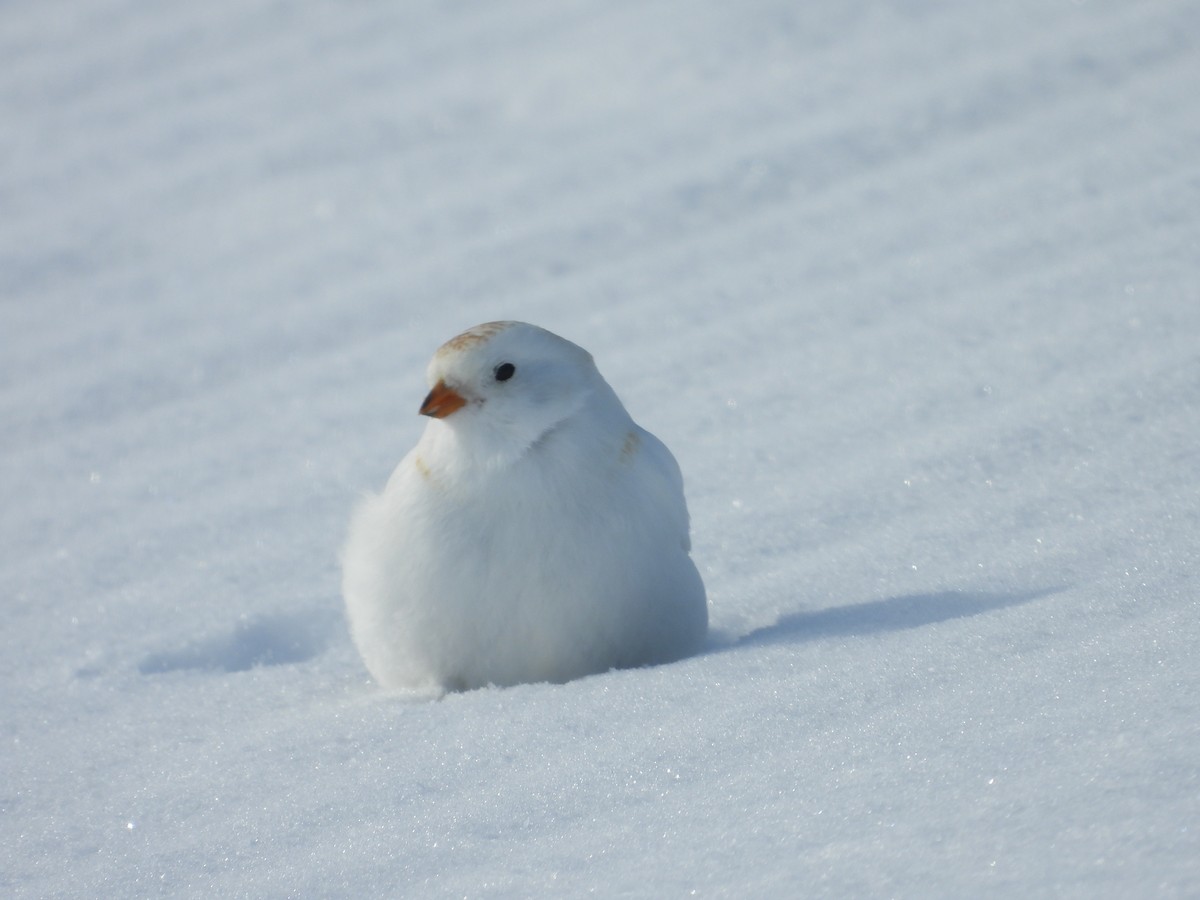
[435,321,514,357]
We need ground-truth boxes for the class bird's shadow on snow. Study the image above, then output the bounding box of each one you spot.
[138,608,341,675]
[711,587,1062,653]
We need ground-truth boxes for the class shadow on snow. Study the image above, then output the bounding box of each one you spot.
[139,608,340,675]
[714,587,1063,653]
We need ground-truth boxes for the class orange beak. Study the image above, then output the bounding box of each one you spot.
[419,380,467,418]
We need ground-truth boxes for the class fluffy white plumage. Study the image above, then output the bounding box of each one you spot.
[341,321,708,693]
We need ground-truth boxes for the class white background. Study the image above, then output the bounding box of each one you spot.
[3,1,1198,895]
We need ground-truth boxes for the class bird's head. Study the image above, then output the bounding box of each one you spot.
[418,321,612,464]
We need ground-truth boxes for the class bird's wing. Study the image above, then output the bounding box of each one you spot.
[632,425,693,552]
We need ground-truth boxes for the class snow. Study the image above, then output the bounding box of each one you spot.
[3,0,1198,895]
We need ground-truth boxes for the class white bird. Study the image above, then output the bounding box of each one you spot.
[341,321,707,693]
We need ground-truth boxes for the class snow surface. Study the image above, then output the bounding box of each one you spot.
[3,0,1199,896]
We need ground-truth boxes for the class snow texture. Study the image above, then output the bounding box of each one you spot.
[3,0,1198,896]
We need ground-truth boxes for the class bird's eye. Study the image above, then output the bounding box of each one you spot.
[494,362,516,382]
